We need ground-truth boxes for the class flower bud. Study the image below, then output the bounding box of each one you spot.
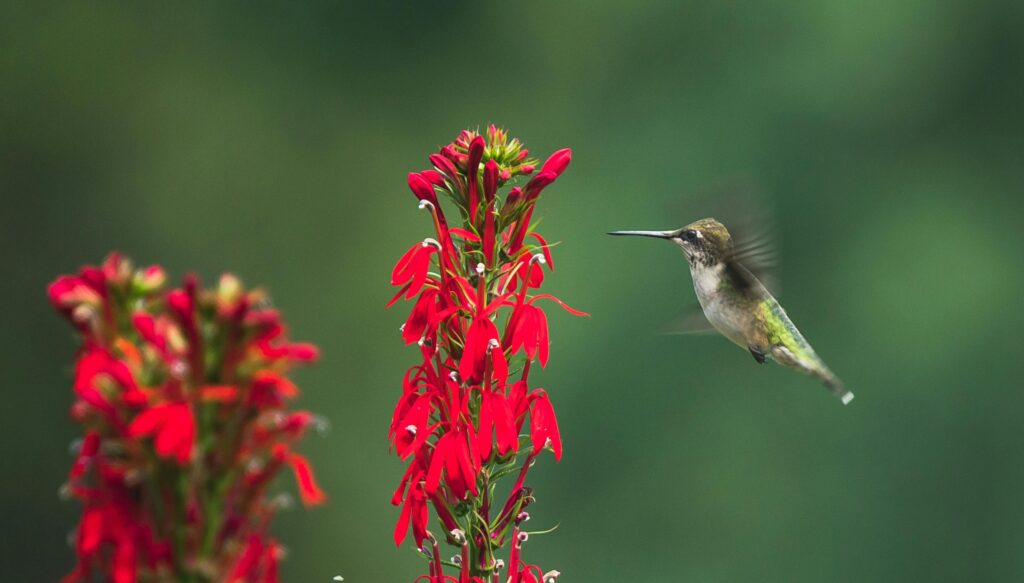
[408,172,439,207]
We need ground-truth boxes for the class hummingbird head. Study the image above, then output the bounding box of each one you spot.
[609,217,732,267]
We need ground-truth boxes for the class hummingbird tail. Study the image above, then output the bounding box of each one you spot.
[821,372,854,405]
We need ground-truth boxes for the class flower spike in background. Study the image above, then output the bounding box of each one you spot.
[388,126,586,582]
[50,254,325,583]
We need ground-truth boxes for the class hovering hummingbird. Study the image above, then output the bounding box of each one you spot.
[609,218,853,405]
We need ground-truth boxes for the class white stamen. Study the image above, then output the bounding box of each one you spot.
[517,531,529,543]
[450,528,466,544]
[543,571,561,582]
[311,416,331,436]
[475,262,485,275]
[405,424,417,435]
[530,253,547,265]
[449,371,459,382]
[494,560,505,570]
[71,304,96,324]
[399,323,406,332]
[451,555,462,565]
[517,511,531,522]
[170,360,189,379]
[422,238,441,250]
[333,576,345,582]
[417,336,426,347]
[418,200,434,210]
[487,339,500,350]
[272,493,294,510]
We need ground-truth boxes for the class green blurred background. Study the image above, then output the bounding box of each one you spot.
[4,1,1024,581]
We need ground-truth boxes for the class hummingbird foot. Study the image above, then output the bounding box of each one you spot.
[748,347,766,364]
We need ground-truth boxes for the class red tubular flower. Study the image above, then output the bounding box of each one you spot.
[388,128,584,581]
[51,254,324,582]
[392,240,440,300]
[540,148,572,177]
[507,303,550,366]
[466,136,485,225]
[408,172,440,208]
[402,289,440,346]
[458,315,501,384]
[284,449,327,506]
[528,390,562,460]
[128,402,196,464]
[483,159,499,265]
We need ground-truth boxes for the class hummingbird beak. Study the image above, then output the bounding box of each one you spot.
[607,230,677,239]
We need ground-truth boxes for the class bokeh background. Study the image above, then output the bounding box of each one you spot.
[4,1,1024,581]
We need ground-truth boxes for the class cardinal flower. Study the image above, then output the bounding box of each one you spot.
[128,402,196,465]
[388,128,583,581]
[51,255,324,582]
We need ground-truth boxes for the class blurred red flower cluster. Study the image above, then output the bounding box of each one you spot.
[389,127,584,582]
[50,254,325,583]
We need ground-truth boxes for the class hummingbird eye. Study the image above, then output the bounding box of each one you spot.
[681,229,699,242]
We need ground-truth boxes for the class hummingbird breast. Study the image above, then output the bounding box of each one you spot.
[690,263,769,349]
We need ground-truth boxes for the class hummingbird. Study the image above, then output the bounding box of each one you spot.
[609,218,853,405]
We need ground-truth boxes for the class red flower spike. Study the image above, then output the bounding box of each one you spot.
[389,129,578,581]
[51,255,323,582]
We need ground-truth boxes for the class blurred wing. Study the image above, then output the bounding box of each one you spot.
[726,223,779,294]
[659,309,717,336]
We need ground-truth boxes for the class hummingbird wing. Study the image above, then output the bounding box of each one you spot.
[659,309,717,335]
[723,254,776,298]
[723,207,780,295]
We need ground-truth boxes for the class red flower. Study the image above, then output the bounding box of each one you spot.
[284,449,327,506]
[392,240,440,300]
[540,148,572,177]
[458,315,501,384]
[528,390,562,460]
[408,172,440,208]
[466,135,486,224]
[507,303,550,366]
[394,476,430,548]
[128,402,196,465]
